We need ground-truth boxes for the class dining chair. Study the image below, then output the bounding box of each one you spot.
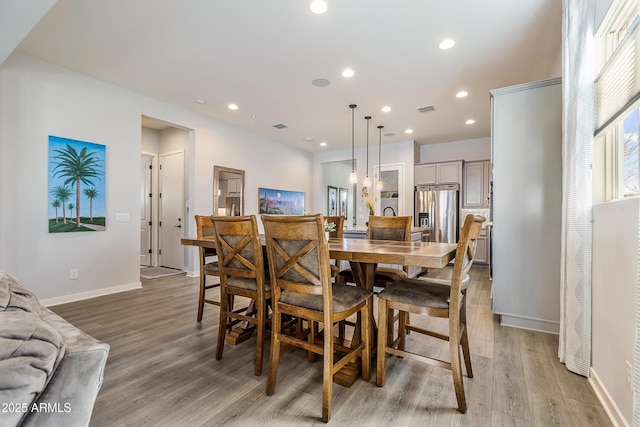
[375,214,485,413]
[261,214,371,423]
[194,215,221,322]
[324,215,345,278]
[335,215,413,288]
[212,215,271,376]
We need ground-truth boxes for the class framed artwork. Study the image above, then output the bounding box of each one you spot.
[48,136,106,233]
[259,187,305,214]
[339,188,348,217]
[327,186,337,215]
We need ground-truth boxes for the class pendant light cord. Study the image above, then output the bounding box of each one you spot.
[365,116,371,177]
[350,104,356,173]
[378,125,383,172]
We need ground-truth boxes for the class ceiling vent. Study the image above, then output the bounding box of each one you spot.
[272,123,288,129]
[416,105,436,113]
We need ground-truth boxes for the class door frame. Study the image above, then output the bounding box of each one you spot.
[141,151,159,266]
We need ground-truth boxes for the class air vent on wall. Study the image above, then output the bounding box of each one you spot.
[416,105,436,113]
[272,123,288,129]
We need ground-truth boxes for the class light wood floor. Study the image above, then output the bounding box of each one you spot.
[50,267,611,426]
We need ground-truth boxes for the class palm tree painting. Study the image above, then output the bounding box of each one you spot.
[48,136,106,232]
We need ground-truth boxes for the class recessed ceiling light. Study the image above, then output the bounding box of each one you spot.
[320,142,327,147]
[381,106,391,113]
[465,119,476,125]
[405,129,414,134]
[456,91,468,98]
[309,0,328,15]
[228,103,238,110]
[196,99,206,104]
[304,137,313,142]
[312,78,331,87]
[342,68,355,78]
[439,38,455,50]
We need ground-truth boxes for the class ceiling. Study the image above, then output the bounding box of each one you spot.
[14,0,561,153]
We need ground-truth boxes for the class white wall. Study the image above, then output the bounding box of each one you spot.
[419,137,491,163]
[141,127,160,153]
[0,0,57,64]
[592,199,636,425]
[0,52,313,301]
[321,160,352,222]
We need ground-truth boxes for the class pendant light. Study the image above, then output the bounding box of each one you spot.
[363,116,372,188]
[349,104,358,184]
[377,125,384,190]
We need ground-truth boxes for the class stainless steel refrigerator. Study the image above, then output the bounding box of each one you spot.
[415,184,459,243]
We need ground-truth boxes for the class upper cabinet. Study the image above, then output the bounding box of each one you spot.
[463,160,492,208]
[415,161,462,185]
[227,178,241,195]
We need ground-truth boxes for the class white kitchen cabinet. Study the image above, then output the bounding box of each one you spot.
[474,228,489,264]
[415,163,436,184]
[463,160,491,208]
[415,161,462,185]
[227,178,241,195]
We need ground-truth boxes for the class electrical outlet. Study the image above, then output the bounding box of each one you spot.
[69,269,79,280]
[116,212,130,222]
[626,361,633,391]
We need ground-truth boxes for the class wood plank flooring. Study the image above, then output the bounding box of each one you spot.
[50,267,611,426]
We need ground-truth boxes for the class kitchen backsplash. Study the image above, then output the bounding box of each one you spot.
[461,208,490,221]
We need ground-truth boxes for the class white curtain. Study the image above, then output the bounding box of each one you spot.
[559,0,594,377]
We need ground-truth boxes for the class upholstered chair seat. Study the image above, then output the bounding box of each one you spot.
[337,266,408,287]
[204,260,219,274]
[378,278,451,308]
[227,276,271,292]
[280,284,370,312]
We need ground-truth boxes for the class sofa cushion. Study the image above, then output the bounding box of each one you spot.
[0,272,41,314]
[0,310,66,427]
[0,273,66,427]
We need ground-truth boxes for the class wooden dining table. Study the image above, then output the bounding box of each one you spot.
[181,235,458,384]
[182,236,457,278]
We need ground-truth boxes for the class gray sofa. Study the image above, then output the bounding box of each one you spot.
[0,272,109,427]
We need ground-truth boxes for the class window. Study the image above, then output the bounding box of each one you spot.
[595,0,640,200]
[623,108,640,196]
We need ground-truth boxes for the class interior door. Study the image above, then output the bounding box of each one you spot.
[159,151,184,269]
[140,154,153,266]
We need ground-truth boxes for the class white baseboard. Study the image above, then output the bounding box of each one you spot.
[498,313,560,334]
[589,368,631,427]
[185,269,198,278]
[41,282,142,307]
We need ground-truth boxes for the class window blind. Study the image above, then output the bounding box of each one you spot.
[595,14,640,135]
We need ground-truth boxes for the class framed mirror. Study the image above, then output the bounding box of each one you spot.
[213,165,245,216]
